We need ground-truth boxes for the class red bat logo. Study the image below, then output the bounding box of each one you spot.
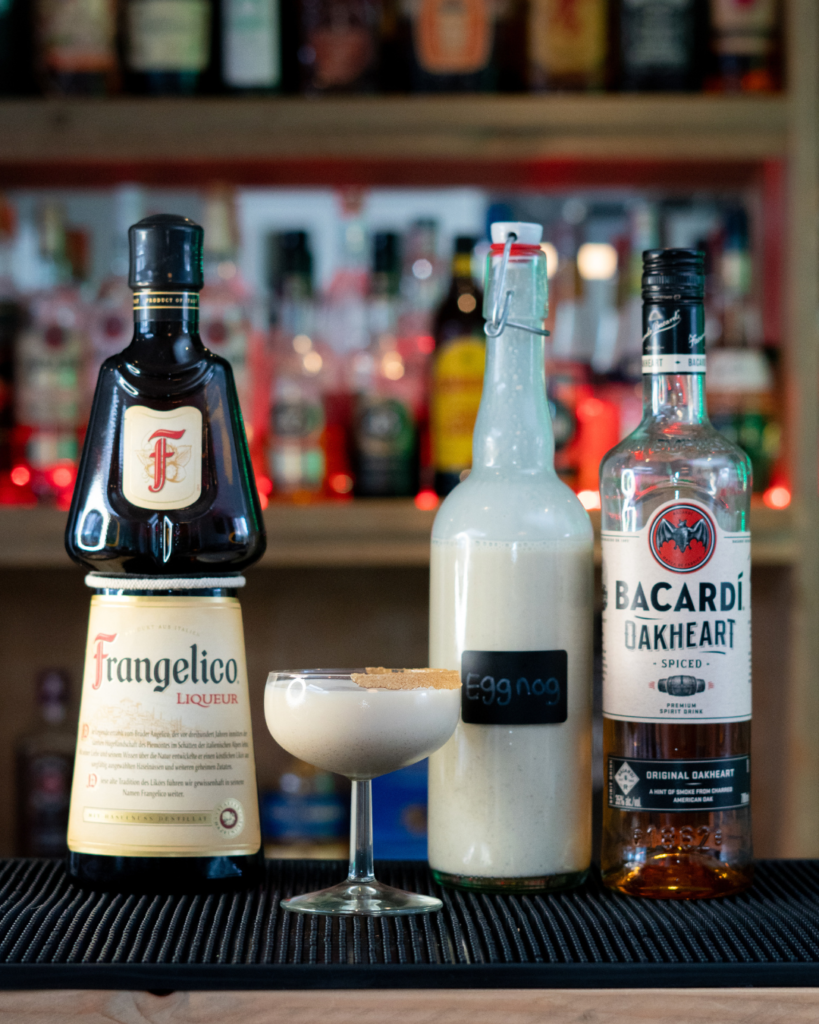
[649,504,716,573]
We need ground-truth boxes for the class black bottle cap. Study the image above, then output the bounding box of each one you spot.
[282,230,312,277]
[642,248,705,301]
[373,232,399,274]
[455,236,476,255]
[129,214,204,290]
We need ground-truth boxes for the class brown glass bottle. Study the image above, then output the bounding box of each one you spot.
[66,222,265,577]
[65,215,265,893]
[430,237,484,496]
[16,670,75,858]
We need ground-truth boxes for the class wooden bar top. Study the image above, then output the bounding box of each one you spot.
[0,987,817,1024]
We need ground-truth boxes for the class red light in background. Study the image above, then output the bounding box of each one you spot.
[414,489,440,511]
[10,466,30,487]
[329,473,354,495]
[763,485,791,509]
[51,466,75,489]
[417,335,435,355]
[255,475,273,496]
[578,489,601,511]
[258,492,269,510]
[577,397,606,418]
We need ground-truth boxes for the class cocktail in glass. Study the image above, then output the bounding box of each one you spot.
[265,669,461,915]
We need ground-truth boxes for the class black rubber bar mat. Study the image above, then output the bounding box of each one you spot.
[0,858,819,989]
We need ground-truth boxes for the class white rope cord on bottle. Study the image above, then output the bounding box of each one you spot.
[84,574,246,590]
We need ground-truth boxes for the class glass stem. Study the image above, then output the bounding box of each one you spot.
[347,779,375,883]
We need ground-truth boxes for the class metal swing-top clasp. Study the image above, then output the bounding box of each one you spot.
[484,232,551,340]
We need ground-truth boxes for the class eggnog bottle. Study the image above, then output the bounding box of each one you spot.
[428,222,594,893]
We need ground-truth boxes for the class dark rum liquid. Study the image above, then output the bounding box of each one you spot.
[602,719,753,899]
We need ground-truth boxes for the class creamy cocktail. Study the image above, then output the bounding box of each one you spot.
[265,668,460,916]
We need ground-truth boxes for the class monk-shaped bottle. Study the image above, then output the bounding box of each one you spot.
[65,215,265,892]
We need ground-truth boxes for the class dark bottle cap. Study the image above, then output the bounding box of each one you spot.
[282,230,312,277]
[724,206,749,251]
[373,232,399,274]
[455,235,476,255]
[642,248,705,301]
[129,214,204,290]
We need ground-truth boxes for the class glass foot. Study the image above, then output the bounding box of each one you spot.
[281,879,443,916]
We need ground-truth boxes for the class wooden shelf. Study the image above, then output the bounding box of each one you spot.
[0,94,787,169]
[0,500,795,570]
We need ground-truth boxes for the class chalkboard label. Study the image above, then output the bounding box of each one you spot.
[460,650,568,726]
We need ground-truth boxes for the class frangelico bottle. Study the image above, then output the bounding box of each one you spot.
[600,249,752,898]
[65,215,266,893]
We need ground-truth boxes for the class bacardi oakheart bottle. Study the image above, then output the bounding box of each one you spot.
[65,215,266,892]
[600,249,752,898]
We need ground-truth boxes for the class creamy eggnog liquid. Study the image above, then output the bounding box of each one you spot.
[428,537,593,883]
[265,681,461,780]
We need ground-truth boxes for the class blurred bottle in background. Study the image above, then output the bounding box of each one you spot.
[528,0,608,91]
[615,0,705,92]
[0,1,34,95]
[707,205,779,492]
[200,185,257,422]
[0,198,26,504]
[708,0,779,92]
[35,0,118,95]
[124,0,213,95]
[598,200,657,456]
[261,757,348,859]
[611,199,658,381]
[16,669,74,858]
[299,0,382,93]
[547,209,588,488]
[398,218,443,489]
[88,185,145,412]
[399,218,444,345]
[352,231,419,496]
[430,235,484,496]
[267,229,331,501]
[15,202,86,507]
[320,192,370,496]
[221,0,282,92]
[399,0,497,92]
[574,234,620,495]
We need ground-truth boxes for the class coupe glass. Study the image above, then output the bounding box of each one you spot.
[265,670,460,915]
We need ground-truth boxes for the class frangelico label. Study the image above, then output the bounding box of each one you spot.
[67,594,261,858]
[122,405,202,511]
